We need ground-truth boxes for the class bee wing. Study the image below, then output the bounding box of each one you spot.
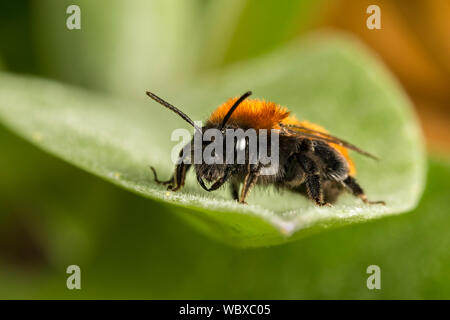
[281,124,379,160]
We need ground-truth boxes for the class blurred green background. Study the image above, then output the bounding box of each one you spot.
[1,0,449,299]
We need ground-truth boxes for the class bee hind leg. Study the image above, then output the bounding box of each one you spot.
[342,176,385,205]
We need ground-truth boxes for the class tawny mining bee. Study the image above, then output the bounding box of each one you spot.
[147,91,384,206]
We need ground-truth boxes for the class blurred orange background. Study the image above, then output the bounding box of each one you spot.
[320,0,450,152]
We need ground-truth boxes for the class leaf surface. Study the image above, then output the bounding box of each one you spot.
[0,35,425,246]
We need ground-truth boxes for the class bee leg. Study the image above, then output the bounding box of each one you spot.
[239,166,260,204]
[230,179,240,201]
[150,166,174,185]
[171,162,191,191]
[197,167,232,192]
[342,176,385,205]
[151,142,194,191]
[150,162,191,192]
[305,174,327,206]
[296,154,329,206]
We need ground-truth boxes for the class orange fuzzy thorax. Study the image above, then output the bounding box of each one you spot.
[207,97,356,176]
[207,98,290,129]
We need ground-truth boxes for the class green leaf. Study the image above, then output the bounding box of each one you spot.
[0,34,425,247]
[32,0,202,96]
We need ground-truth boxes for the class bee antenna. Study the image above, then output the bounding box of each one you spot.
[220,91,252,130]
[146,91,202,133]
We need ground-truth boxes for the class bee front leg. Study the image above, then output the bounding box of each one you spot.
[239,165,260,204]
[197,167,232,192]
[171,162,191,191]
[196,167,230,192]
[150,162,191,192]
[150,166,174,186]
[152,143,193,191]
[230,179,240,201]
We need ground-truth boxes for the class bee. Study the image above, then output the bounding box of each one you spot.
[146,91,385,206]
